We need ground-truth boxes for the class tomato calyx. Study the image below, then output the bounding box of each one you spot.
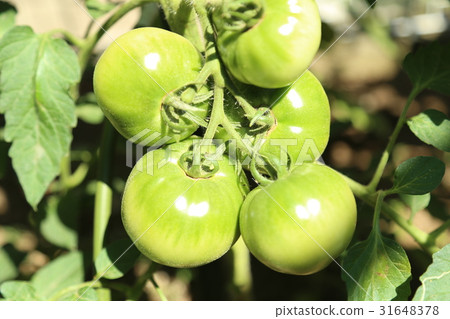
[179,150,220,179]
[247,107,275,135]
[161,83,211,134]
[249,152,290,186]
[213,0,264,32]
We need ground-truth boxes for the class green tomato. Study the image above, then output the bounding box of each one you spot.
[258,71,330,165]
[217,71,330,165]
[94,27,208,145]
[240,163,356,275]
[214,0,321,88]
[122,139,249,268]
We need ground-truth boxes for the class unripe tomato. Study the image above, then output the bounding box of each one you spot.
[94,27,208,145]
[216,71,330,165]
[240,163,357,275]
[213,0,321,88]
[122,139,249,268]
[258,71,330,165]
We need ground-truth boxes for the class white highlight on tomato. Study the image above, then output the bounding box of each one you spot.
[288,0,302,14]
[175,197,209,217]
[144,52,160,70]
[278,16,298,36]
[287,89,304,108]
[175,196,187,211]
[307,199,321,217]
[295,205,309,219]
[188,202,209,217]
[289,126,303,134]
[295,199,321,219]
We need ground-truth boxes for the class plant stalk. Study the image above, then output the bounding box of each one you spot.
[344,175,439,254]
[367,88,421,192]
[93,121,116,260]
[78,0,158,74]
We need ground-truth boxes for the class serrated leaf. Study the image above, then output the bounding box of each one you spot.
[57,286,99,301]
[403,42,450,95]
[0,26,80,208]
[0,1,16,39]
[342,232,411,301]
[95,238,140,280]
[0,281,42,301]
[86,0,116,19]
[390,157,445,195]
[407,109,450,152]
[36,194,79,250]
[413,244,450,301]
[31,251,84,300]
[399,193,431,220]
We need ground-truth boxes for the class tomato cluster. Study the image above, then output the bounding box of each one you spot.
[93,0,357,275]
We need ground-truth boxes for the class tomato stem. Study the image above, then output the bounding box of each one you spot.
[231,238,253,300]
[428,219,450,241]
[93,122,116,260]
[204,79,225,140]
[367,87,421,192]
[48,29,86,48]
[78,0,159,78]
[342,175,440,255]
[127,262,167,301]
[48,281,102,301]
[372,191,385,231]
[59,154,72,194]
[226,83,258,118]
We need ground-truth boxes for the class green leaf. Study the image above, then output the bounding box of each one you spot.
[76,104,104,125]
[0,244,26,283]
[390,157,445,195]
[57,287,99,301]
[0,281,42,301]
[85,0,115,19]
[342,232,411,301]
[0,247,17,283]
[95,288,112,301]
[0,1,16,39]
[0,26,80,209]
[403,42,450,95]
[407,109,450,152]
[36,195,79,250]
[413,244,450,301]
[399,193,431,220]
[31,251,84,300]
[95,238,140,280]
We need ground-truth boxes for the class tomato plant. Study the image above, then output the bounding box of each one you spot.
[0,0,449,304]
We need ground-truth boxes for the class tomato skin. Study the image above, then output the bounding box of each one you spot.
[122,140,249,268]
[214,0,321,88]
[259,71,330,164]
[240,163,357,275]
[216,71,330,165]
[94,27,207,145]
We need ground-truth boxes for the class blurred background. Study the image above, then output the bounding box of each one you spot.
[0,0,449,300]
